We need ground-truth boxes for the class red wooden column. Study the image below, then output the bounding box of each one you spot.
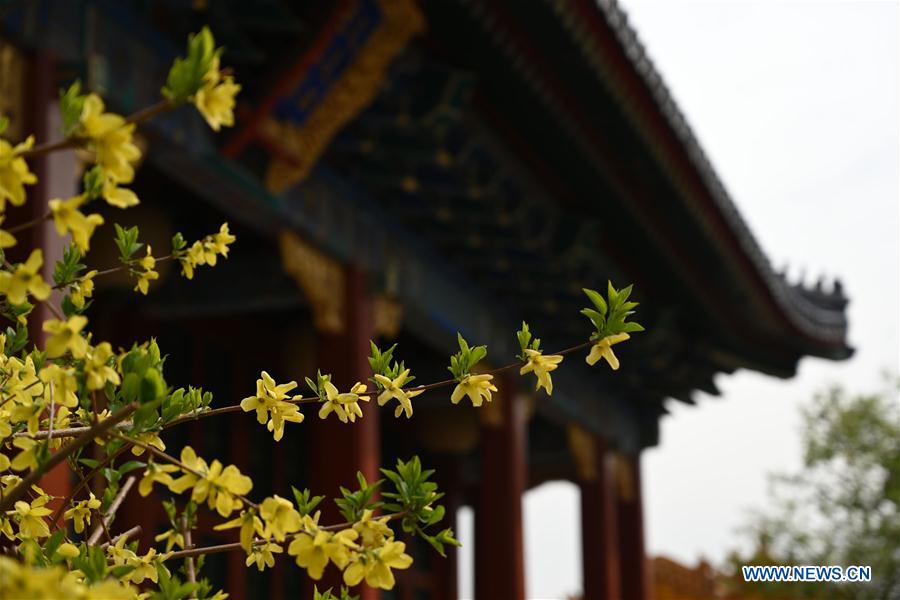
[579,435,622,600]
[616,454,649,600]
[432,456,461,600]
[305,268,379,599]
[474,373,527,600]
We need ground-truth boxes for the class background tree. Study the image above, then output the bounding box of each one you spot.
[726,377,900,600]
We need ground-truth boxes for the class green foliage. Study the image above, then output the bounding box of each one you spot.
[162,27,218,104]
[71,544,134,584]
[0,298,33,327]
[100,460,145,507]
[59,80,86,137]
[115,340,169,441]
[161,387,212,424]
[367,340,396,376]
[114,224,143,262]
[171,232,187,254]
[368,341,413,388]
[3,322,28,356]
[18,531,74,567]
[0,115,8,136]
[53,244,86,287]
[314,586,359,600]
[516,321,541,359]
[729,380,900,600]
[305,369,332,398]
[447,333,487,381]
[82,165,105,201]
[149,563,199,600]
[335,472,383,523]
[381,456,460,557]
[292,487,325,517]
[581,281,644,341]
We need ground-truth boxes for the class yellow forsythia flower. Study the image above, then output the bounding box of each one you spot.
[10,437,39,471]
[56,542,80,558]
[214,509,264,552]
[353,509,394,547]
[12,496,52,538]
[179,223,236,279]
[138,461,179,497]
[42,315,89,359]
[0,249,51,305]
[84,341,121,390]
[0,556,137,599]
[374,370,423,419]
[134,245,159,295]
[450,374,497,408]
[0,216,17,248]
[70,270,97,308]
[288,513,359,580]
[48,195,104,253]
[318,381,368,423]
[102,178,139,208]
[129,431,166,457]
[168,446,252,517]
[80,94,141,185]
[64,493,101,533]
[125,548,166,584]
[241,371,303,441]
[343,540,413,590]
[194,57,241,131]
[0,135,36,210]
[260,495,302,542]
[107,535,137,566]
[38,363,80,407]
[586,332,631,370]
[246,540,282,572]
[154,528,185,552]
[519,349,563,395]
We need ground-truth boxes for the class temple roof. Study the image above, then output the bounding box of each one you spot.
[2,0,851,452]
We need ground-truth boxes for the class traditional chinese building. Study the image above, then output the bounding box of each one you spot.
[1,0,851,598]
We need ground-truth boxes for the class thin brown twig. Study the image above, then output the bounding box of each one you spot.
[86,479,114,545]
[100,525,142,550]
[182,514,198,597]
[52,254,175,290]
[18,341,596,439]
[87,475,136,544]
[7,212,50,234]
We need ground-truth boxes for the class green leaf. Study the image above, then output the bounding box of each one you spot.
[162,27,218,104]
[59,80,85,136]
[82,165,105,200]
[583,287,608,316]
[0,115,8,136]
[114,224,143,261]
[292,486,325,517]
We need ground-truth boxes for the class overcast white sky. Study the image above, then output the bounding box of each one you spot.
[460,1,899,598]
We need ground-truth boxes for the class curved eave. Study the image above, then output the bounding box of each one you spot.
[544,0,851,360]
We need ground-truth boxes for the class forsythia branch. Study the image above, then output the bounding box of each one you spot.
[19,99,173,160]
[0,402,138,512]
